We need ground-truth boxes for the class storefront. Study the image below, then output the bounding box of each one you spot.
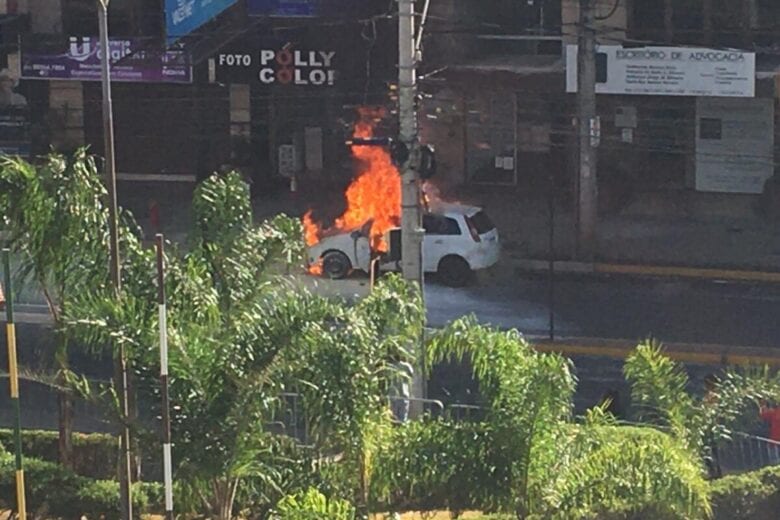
[421,54,570,189]
[207,17,397,190]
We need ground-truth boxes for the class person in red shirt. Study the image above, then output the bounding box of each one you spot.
[760,404,780,442]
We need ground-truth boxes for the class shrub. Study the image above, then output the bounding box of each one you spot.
[370,420,514,515]
[272,488,355,520]
[0,428,117,479]
[710,465,780,520]
[0,452,162,518]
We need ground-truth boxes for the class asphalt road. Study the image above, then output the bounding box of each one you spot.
[425,272,780,349]
[12,269,780,349]
[422,271,780,414]
[5,271,778,425]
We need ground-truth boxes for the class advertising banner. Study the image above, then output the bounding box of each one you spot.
[566,45,755,98]
[21,36,192,83]
[166,0,238,42]
[248,0,319,16]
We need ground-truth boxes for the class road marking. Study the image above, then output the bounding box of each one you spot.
[594,263,780,283]
[530,337,780,366]
[514,259,780,284]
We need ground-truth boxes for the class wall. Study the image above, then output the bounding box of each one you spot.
[561,0,628,44]
[29,0,63,33]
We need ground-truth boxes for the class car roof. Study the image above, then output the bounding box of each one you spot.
[427,201,482,217]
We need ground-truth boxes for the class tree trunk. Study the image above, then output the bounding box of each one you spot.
[215,478,239,520]
[57,391,73,467]
[55,333,73,468]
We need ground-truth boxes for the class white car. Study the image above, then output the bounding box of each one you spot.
[307,203,500,286]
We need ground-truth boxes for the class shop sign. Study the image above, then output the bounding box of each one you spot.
[215,48,336,86]
[248,0,319,17]
[566,45,755,98]
[21,36,192,84]
[166,0,238,42]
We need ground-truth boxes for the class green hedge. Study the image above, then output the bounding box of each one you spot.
[710,465,780,520]
[0,428,118,479]
[0,451,162,519]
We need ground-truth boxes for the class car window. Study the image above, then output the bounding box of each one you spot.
[424,214,461,235]
[468,211,495,234]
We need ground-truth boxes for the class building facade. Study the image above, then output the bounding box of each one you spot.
[422,0,780,201]
[12,0,396,193]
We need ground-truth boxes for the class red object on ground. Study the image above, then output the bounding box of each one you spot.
[760,407,780,442]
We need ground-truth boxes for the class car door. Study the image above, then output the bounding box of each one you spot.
[422,214,464,272]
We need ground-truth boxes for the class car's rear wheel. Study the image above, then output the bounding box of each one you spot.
[437,255,472,287]
[321,250,352,279]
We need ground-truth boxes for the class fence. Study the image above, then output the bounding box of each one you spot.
[266,397,780,477]
[266,393,482,444]
[716,432,780,475]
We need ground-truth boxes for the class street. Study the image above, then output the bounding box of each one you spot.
[6,267,779,417]
[304,270,780,349]
[12,268,780,349]
[426,272,780,349]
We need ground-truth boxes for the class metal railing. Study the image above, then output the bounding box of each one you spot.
[266,393,478,443]
[716,432,780,474]
[387,396,445,422]
[446,403,487,422]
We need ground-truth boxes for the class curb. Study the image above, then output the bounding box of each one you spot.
[512,259,780,284]
[527,336,780,367]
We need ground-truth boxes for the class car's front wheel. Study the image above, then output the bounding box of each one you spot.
[437,255,472,287]
[321,250,352,279]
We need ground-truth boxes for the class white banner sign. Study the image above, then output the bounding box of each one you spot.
[566,45,755,98]
[695,98,774,194]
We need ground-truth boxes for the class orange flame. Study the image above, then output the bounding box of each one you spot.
[303,108,401,254]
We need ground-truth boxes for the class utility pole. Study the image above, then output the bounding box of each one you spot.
[399,0,423,284]
[98,2,133,518]
[576,0,598,260]
[398,0,426,415]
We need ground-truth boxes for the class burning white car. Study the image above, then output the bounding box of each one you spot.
[307,202,500,286]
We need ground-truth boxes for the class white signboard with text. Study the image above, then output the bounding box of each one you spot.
[695,98,774,194]
[566,45,755,98]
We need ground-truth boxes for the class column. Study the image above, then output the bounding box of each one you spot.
[49,81,85,150]
[229,84,251,139]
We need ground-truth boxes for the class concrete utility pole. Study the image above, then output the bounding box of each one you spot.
[398,0,423,284]
[98,2,133,519]
[398,0,426,415]
[576,0,598,260]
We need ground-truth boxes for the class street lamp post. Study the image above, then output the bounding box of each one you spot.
[97,2,133,519]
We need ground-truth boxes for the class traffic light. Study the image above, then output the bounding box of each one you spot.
[390,140,410,168]
[346,137,435,179]
[419,144,437,180]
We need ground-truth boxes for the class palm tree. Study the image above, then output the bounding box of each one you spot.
[65,172,423,519]
[414,319,712,520]
[624,340,780,476]
[0,150,118,466]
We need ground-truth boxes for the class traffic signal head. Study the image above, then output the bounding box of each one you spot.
[390,140,410,168]
[419,144,437,180]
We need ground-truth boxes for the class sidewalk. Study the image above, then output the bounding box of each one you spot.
[462,184,780,277]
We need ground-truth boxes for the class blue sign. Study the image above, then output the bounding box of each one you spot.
[247,0,318,17]
[166,0,238,42]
